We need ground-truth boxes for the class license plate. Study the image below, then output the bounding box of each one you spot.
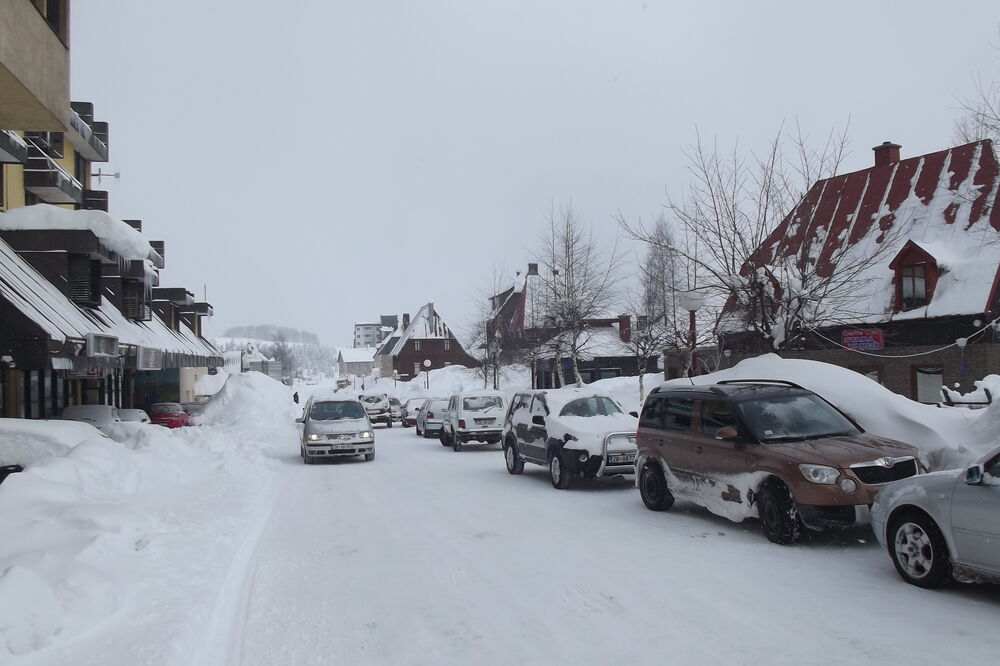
[474,418,494,425]
[608,454,635,465]
[332,444,353,450]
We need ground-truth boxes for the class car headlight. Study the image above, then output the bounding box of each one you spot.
[307,433,321,441]
[839,477,858,494]
[359,431,374,439]
[799,464,840,484]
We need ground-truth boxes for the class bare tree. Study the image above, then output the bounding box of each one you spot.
[468,264,510,390]
[955,29,1000,144]
[621,122,899,351]
[535,205,623,387]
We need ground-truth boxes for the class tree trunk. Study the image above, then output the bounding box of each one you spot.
[572,355,583,388]
[637,357,647,405]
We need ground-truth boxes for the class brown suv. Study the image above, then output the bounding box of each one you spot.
[636,379,919,544]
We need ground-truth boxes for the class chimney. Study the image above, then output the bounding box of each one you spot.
[618,314,632,343]
[873,141,901,167]
[527,263,539,276]
[402,312,410,329]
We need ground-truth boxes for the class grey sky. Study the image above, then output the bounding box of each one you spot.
[70,1,1000,347]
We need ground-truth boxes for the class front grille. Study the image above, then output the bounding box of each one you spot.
[852,458,918,485]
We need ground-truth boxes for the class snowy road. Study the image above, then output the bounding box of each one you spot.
[233,426,998,665]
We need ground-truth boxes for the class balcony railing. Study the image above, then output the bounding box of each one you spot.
[81,189,109,212]
[68,102,109,162]
[24,143,83,204]
[0,130,28,164]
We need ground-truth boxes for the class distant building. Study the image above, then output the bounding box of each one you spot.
[338,347,375,376]
[374,303,479,380]
[353,315,398,348]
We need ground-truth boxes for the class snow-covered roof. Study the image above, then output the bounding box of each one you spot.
[550,324,632,361]
[338,347,375,363]
[0,204,155,262]
[751,139,1000,323]
[388,303,461,356]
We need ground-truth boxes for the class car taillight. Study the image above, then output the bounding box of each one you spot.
[427,411,434,419]
[459,419,466,429]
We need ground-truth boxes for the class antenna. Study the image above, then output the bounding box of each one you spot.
[91,168,121,184]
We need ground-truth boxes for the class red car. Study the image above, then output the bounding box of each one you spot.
[149,402,190,428]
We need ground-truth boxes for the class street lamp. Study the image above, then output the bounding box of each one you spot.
[678,290,704,377]
[423,359,431,389]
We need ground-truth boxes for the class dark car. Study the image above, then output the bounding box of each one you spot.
[149,402,190,429]
[635,379,919,544]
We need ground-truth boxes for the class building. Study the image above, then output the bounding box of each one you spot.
[722,139,1000,402]
[374,303,479,380]
[337,347,375,377]
[353,316,397,348]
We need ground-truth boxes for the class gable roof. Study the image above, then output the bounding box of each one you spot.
[751,139,1000,322]
[338,347,375,363]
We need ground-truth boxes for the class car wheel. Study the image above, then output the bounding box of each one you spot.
[757,480,802,544]
[452,435,462,452]
[365,451,376,462]
[424,427,435,439]
[639,463,674,511]
[303,451,313,465]
[888,511,952,588]
[504,438,524,475]
[549,450,573,489]
[299,444,304,458]
[416,424,423,436]
[387,420,393,429]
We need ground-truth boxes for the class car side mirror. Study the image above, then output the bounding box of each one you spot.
[964,464,984,486]
[629,411,638,418]
[715,426,739,441]
[532,415,545,426]
[295,417,304,424]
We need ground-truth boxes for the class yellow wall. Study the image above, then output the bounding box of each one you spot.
[1,132,86,212]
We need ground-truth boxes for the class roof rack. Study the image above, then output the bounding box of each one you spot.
[715,379,806,390]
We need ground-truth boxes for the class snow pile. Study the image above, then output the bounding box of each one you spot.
[0,372,300,659]
[193,369,229,397]
[0,204,154,261]
[198,370,297,429]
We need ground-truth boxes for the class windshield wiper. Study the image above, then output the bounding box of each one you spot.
[760,435,806,443]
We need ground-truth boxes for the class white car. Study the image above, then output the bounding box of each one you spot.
[502,389,638,489]
[297,395,375,464]
[871,445,1000,588]
[359,393,393,427]
[118,408,151,424]
[440,390,506,451]
[58,404,122,434]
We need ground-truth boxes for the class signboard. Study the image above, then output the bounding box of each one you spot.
[137,346,164,371]
[86,332,119,358]
[61,368,106,379]
[841,328,884,351]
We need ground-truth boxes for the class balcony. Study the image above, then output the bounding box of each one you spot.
[0,130,27,164]
[0,1,69,130]
[23,144,83,204]
[81,189,109,212]
[68,102,110,162]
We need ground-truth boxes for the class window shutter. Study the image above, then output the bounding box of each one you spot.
[68,255,92,304]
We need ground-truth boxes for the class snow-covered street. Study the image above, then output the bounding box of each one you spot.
[239,427,997,665]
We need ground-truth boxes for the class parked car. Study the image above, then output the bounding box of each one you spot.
[503,389,638,488]
[389,397,403,423]
[297,394,375,464]
[59,404,122,434]
[439,391,506,451]
[182,400,210,418]
[359,393,393,427]
[148,403,190,429]
[402,398,425,427]
[635,379,920,544]
[415,397,449,438]
[870,444,1000,588]
[118,408,151,424]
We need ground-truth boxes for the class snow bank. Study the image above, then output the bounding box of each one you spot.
[0,372,298,659]
[0,204,153,261]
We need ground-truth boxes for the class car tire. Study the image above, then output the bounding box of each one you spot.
[424,427,434,439]
[639,463,674,511]
[757,480,802,544]
[504,438,524,475]
[416,424,423,436]
[303,451,313,465]
[452,435,462,452]
[387,420,393,429]
[365,451,376,462]
[299,444,304,458]
[888,510,953,589]
[549,450,573,489]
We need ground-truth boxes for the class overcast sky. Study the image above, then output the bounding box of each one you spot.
[70,1,1000,347]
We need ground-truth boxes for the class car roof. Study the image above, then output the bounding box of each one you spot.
[650,380,813,402]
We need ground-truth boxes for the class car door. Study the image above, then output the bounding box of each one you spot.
[950,451,1000,573]
[692,400,752,505]
[522,395,549,462]
[650,397,698,483]
[510,394,533,450]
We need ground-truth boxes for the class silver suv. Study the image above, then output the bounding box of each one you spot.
[297,395,375,464]
[440,391,506,452]
[359,393,393,427]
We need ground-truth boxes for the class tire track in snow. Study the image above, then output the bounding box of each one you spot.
[190,477,283,666]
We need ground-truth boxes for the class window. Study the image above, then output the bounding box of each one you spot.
[414,340,421,351]
[414,363,420,376]
[700,401,737,437]
[662,399,695,431]
[444,339,451,351]
[529,395,548,417]
[849,366,884,385]
[559,396,622,417]
[639,396,667,428]
[912,366,943,404]
[899,264,927,310]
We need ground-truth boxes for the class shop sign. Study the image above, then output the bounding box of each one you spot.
[61,368,106,379]
[137,346,164,371]
[841,328,883,351]
[86,333,119,358]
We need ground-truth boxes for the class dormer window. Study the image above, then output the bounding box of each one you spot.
[899,264,927,310]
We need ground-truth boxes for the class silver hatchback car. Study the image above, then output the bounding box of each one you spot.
[871,445,1000,588]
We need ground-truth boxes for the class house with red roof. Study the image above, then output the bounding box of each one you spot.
[723,139,1000,402]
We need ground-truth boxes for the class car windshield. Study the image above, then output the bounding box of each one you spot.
[463,396,502,411]
[310,401,365,420]
[559,396,623,417]
[735,393,860,442]
[427,399,449,411]
[151,403,182,414]
[361,396,383,404]
[389,398,400,407]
